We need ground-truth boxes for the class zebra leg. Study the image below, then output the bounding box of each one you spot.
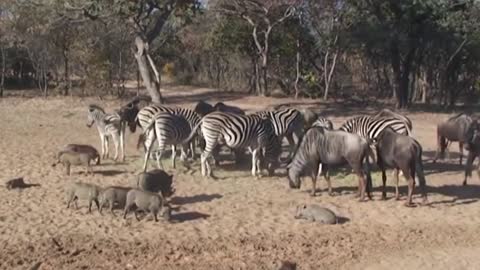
[142,131,155,172]
[112,134,120,161]
[459,142,464,165]
[100,134,106,159]
[105,136,110,159]
[121,125,126,161]
[251,148,259,177]
[286,134,295,158]
[171,144,177,169]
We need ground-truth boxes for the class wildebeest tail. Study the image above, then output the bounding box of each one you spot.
[413,140,427,196]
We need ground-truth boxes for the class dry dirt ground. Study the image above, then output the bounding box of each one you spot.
[1,86,480,270]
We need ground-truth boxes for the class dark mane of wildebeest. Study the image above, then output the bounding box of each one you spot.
[372,109,413,131]
[374,127,427,206]
[287,126,373,200]
[462,119,480,185]
[213,102,245,115]
[433,113,473,164]
[194,100,215,117]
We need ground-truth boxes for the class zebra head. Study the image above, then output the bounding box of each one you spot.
[87,104,105,128]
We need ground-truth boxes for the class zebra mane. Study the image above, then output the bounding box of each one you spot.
[88,104,105,113]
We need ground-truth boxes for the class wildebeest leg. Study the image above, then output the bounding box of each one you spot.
[459,142,464,165]
[123,203,132,219]
[325,170,332,196]
[134,210,141,221]
[394,168,400,200]
[94,199,100,212]
[310,173,317,196]
[357,172,367,202]
[405,173,415,207]
[463,151,476,185]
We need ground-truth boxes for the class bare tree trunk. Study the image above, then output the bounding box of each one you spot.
[0,45,5,97]
[136,67,140,96]
[62,47,70,96]
[323,50,338,100]
[294,38,300,99]
[134,36,163,104]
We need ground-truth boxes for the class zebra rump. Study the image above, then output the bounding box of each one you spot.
[191,111,281,177]
[372,109,413,131]
[311,117,333,130]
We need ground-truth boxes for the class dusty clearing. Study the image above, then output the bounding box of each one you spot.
[1,87,480,270]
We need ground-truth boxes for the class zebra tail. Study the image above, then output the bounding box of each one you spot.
[182,120,203,145]
[142,118,157,135]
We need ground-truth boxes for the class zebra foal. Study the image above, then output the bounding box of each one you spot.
[87,105,124,161]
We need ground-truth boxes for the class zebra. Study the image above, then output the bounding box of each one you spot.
[372,109,413,132]
[188,112,281,178]
[311,117,334,130]
[136,104,202,159]
[87,104,124,161]
[339,115,411,140]
[256,108,304,158]
[141,111,193,171]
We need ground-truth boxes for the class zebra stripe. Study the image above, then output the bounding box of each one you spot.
[199,112,281,177]
[142,111,192,171]
[311,117,334,130]
[339,116,411,140]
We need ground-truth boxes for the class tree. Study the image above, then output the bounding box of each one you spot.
[219,0,299,96]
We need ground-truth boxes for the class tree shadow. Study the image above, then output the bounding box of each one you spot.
[422,160,465,176]
[170,211,210,223]
[170,194,222,205]
[94,170,126,176]
[337,216,350,224]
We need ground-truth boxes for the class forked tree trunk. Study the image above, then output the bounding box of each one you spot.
[134,36,163,104]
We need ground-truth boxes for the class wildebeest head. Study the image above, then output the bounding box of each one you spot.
[287,166,302,189]
[118,102,140,133]
[194,100,215,117]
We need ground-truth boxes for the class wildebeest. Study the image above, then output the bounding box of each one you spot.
[287,126,373,201]
[194,100,215,117]
[373,128,427,206]
[213,102,245,115]
[433,113,473,165]
[463,120,480,185]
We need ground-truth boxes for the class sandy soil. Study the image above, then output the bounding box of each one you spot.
[1,87,480,270]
